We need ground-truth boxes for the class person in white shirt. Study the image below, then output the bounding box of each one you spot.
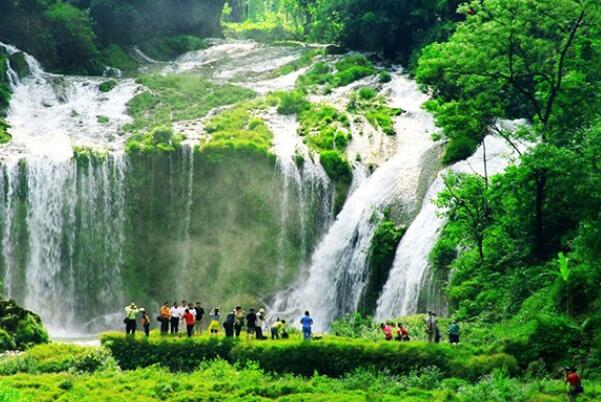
[170,302,182,334]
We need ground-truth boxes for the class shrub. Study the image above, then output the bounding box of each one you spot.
[101,332,517,380]
[379,71,392,83]
[276,91,310,115]
[442,135,479,165]
[126,126,184,155]
[0,299,48,352]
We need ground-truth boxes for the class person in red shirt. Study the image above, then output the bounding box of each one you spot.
[565,367,583,401]
[380,323,393,341]
[395,322,410,341]
[183,308,196,337]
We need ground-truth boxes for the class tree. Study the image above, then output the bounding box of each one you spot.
[437,173,490,261]
[418,0,601,259]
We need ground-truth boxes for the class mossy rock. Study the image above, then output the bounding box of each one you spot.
[0,299,48,351]
[8,52,29,79]
[99,79,118,93]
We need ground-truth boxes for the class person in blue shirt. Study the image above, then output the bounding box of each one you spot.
[300,311,313,340]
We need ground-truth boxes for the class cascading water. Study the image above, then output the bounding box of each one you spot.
[271,72,441,330]
[375,135,523,320]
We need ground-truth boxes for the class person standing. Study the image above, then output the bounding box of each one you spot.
[448,320,460,345]
[234,306,245,337]
[208,308,221,336]
[425,311,438,343]
[566,367,584,401]
[140,308,150,337]
[223,309,235,338]
[246,308,257,339]
[170,302,181,334]
[124,303,138,335]
[183,308,196,337]
[160,302,171,334]
[256,308,266,340]
[300,311,313,341]
[194,302,205,335]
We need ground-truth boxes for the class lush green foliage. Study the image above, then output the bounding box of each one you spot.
[0,0,223,74]
[125,74,256,132]
[348,87,403,135]
[137,35,209,62]
[101,332,516,380]
[358,220,406,315]
[0,343,115,375]
[297,55,376,92]
[224,20,302,42]
[126,126,184,155]
[2,353,596,401]
[0,299,48,352]
[98,79,117,93]
[201,101,275,161]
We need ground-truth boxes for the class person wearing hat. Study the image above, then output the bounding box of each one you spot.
[234,306,245,337]
[256,308,267,340]
[124,303,139,335]
[140,308,151,337]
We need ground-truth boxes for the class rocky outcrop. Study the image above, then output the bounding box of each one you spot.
[0,299,48,351]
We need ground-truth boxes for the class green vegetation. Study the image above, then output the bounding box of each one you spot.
[224,20,302,42]
[0,299,48,352]
[72,146,109,165]
[98,45,139,75]
[0,0,224,74]
[126,126,184,155]
[137,35,209,62]
[125,74,256,132]
[297,55,376,92]
[270,48,324,78]
[296,102,352,211]
[274,90,311,115]
[2,348,596,402]
[98,79,117,93]
[101,332,515,379]
[348,87,403,135]
[0,48,13,143]
[200,101,274,161]
[358,220,406,315]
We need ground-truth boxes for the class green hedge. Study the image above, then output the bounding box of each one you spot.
[101,333,517,380]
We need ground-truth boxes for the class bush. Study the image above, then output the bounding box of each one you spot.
[101,333,517,380]
[443,135,479,165]
[126,126,184,155]
[276,91,310,115]
[0,299,48,352]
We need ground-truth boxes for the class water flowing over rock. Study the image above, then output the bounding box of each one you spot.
[375,135,524,320]
[271,73,441,330]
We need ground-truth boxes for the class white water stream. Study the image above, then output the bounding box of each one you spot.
[271,72,440,330]
[375,134,524,320]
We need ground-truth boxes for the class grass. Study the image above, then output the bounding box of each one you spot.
[99,44,139,75]
[125,74,256,133]
[199,100,274,162]
[348,87,404,135]
[270,48,325,78]
[72,145,109,164]
[0,342,599,401]
[126,126,185,155]
[0,118,10,143]
[297,55,377,92]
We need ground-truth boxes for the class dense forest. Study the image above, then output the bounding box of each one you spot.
[1,0,601,400]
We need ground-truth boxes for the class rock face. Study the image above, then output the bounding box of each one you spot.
[0,299,48,351]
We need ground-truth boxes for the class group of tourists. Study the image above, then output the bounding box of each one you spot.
[124,301,315,340]
[379,311,460,344]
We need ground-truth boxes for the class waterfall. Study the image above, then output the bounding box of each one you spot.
[264,110,333,283]
[271,73,440,330]
[375,135,523,320]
